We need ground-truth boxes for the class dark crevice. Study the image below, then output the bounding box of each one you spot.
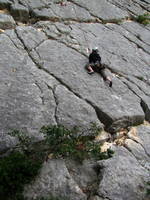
[141,100,150,123]
[46,84,59,125]
[132,0,150,12]
[106,23,150,56]
[39,28,88,57]
[4,32,23,50]
[107,0,137,16]
[124,144,150,169]
[85,99,113,131]
[121,24,150,48]
[125,76,150,97]
[123,34,150,56]
[120,77,150,123]
[34,81,45,105]
[69,0,128,24]
[125,131,150,158]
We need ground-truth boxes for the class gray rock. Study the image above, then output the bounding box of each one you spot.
[0,13,15,29]
[32,2,95,22]
[106,23,150,54]
[24,159,87,200]
[66,159,98,191]
[71,0,129,21]
[0,33,57,136]
[120,76,150,122]
[0,1,149,137]
[31,38,145,132]
[0,0,11,9]
[122,21,150,46]
[124,138,150,162]
[0,1,149,200]
[97,146,149,200]
[10,3,29,22]
[55,85,103,134]
[108,0,149,15]
[137,125,150,156]
[15,26,47,51]
[0,134,18,153]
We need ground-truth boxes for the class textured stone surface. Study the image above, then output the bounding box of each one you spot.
[10,3,29,22]
[124,138,150,162]
[24,159,87,200]
[55,85,103,132]
[0,13,15,29]
[0,134,18,153]
[0,32,57,137]
[0,1,150,199]
[97,146,149,200]
[0,0,149,136]
[70,0,129,21]
[137,125,150,156]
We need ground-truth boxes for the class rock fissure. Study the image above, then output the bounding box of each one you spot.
[120,77,150,122]
[0,1,150,200]
[15,27,104,128]
[36,26,88,57]
[126,76,150,97]
[105,23,150,56]
[132,0,150,12]
[34,81,45,105]
[120,30,150,55]
[47,83,59,125]
[4,32,21,50]
[122,25,150,48]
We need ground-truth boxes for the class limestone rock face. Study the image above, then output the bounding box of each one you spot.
[24,159,87,200]
[0,0,150,200]
[97,146,149,200]
[0,0,149,137]
[0,13,15,29]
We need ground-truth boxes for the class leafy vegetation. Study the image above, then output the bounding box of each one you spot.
[135,13,150,25]
[41,124,114,162]
[146,181,150,195]
[9,129,33,153]
[0,124,113,200]
[0,151,42,200]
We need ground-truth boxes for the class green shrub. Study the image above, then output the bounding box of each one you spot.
[136,13,150,25]
[8,129,33,153]
[147,181,150,195]
[0,151,42,200]
[41,125,114,162]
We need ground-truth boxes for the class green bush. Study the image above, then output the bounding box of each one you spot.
[147,181,150,195]
[136,13,150,25]
[0,151,42,200]
[8,129,33,153]
[41,125,114,162]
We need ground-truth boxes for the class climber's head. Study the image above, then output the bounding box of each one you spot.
[92,47,99,53]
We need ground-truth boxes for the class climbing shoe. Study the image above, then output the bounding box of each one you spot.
[88,71,94,74]
[109,81,112,87]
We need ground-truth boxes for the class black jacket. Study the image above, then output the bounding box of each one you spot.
[89,51,101,64]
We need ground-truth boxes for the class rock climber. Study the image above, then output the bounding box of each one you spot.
[87,47,112,87]
[60,0,67,6]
